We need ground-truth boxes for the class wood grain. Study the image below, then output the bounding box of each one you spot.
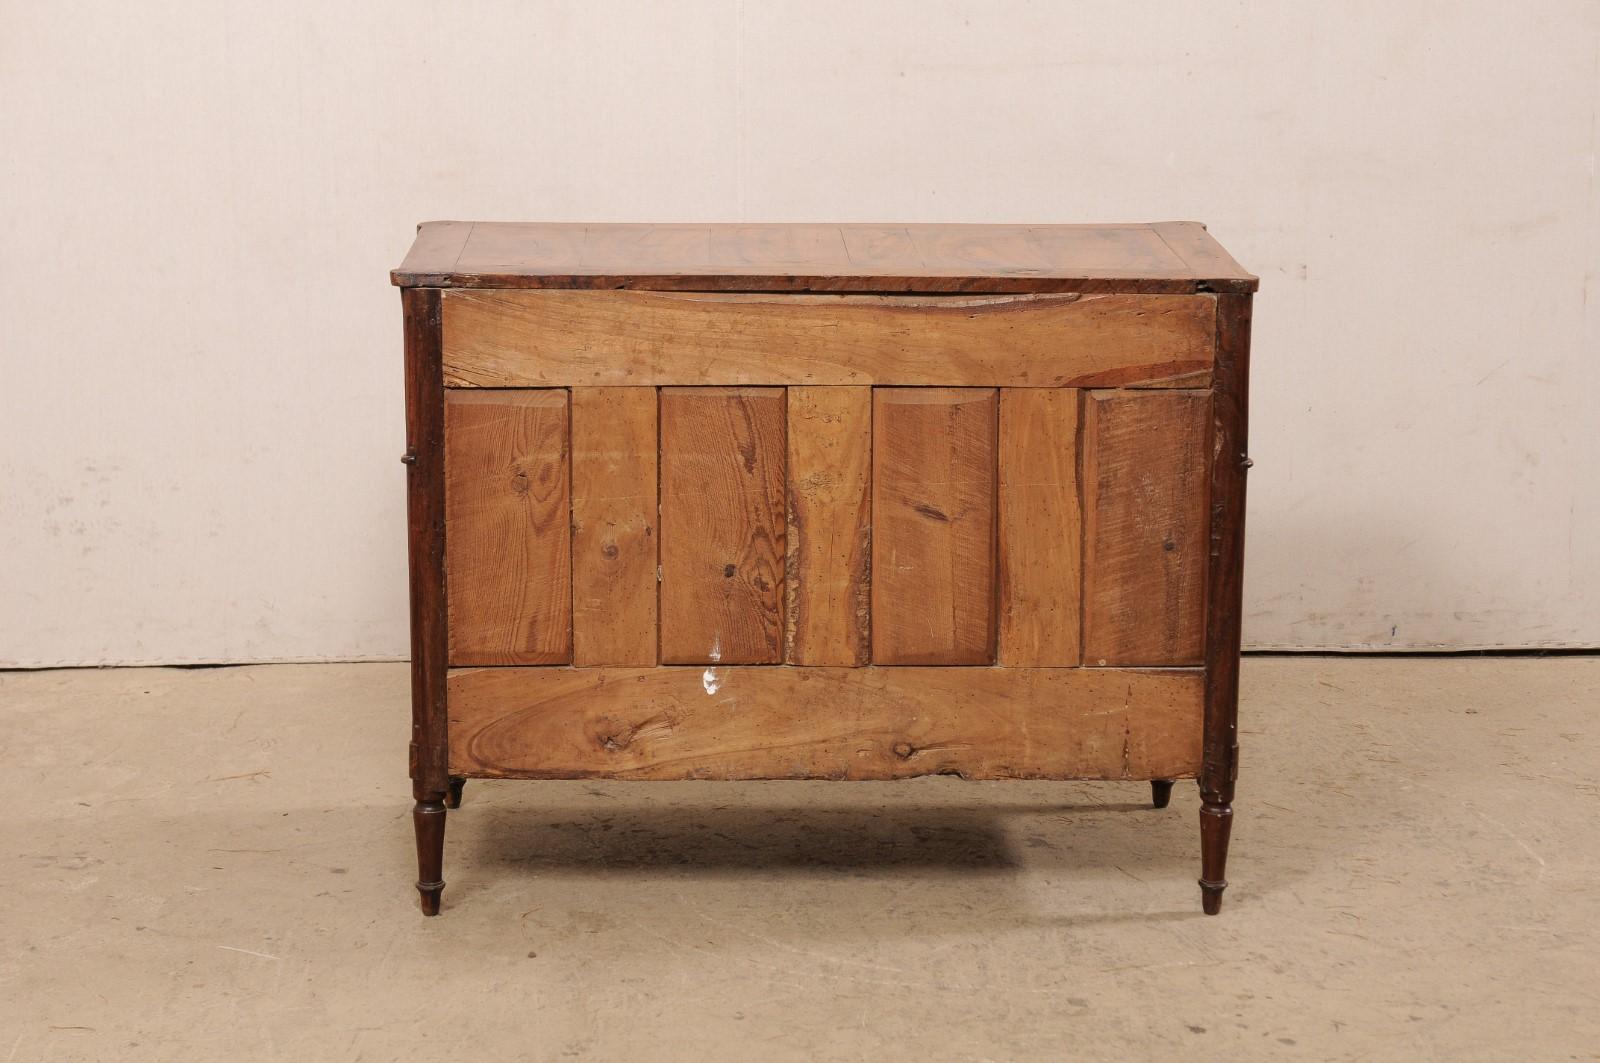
[659,388,787,664]
[1150,222,1255,290]
[1200,292,1254,913]
[785,387,872,665]
[1081,390,1210,666]
[395,221,1258,293]
[570,388,657,666]
[440,290,1215,389]
[447,665,1204,781]
[444,390,572,665]
[997,388,1082,665]
[871,388,998,665]
[401,287,449,797]
[395,221,473,285]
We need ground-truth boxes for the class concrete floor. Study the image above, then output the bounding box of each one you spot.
[2,658,1597,1062]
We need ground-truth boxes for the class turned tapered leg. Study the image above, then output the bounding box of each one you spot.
[1199,799,1232,914]
[413,795,447,916]
[445,776,465,809]
[1151,779,1174,809]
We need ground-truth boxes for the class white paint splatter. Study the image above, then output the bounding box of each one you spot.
[702,635,724,692]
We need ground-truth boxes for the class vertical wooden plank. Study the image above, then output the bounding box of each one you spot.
[785,387,872,665]
[871,388,998,665]
[445,390,572,665]
[571,388,658,666]
[401,287,449,798]
[1081,390,1209,665]
[997,388,1082,665]
[1200,292,1253,914]
[659,387,786,664]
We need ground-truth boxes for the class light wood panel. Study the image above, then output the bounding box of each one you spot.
[785,387,872,665]
[447,666,1204,781]
[570,388,657,666]
[444,390,571,665]
[659,388,787,664]
[997,388,1082,665]
[871,388,998,665]
[1081,390,1210,665]
[441,289,1215,388]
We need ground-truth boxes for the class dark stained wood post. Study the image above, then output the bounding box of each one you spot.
[402,286,450,915]
[1199,291,1253,914]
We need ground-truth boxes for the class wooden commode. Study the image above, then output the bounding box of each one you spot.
[392,221,1257,916]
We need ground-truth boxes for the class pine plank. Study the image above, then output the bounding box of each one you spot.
[447,665,1204,781]
[444,390,571,665]
[871,388,998,665]
[997,388,1083,665]
[659,388,787,664]
[570,388,658,666]
[1081,390,1210,665]
[785,387,872,665]
[440,290,1215,388]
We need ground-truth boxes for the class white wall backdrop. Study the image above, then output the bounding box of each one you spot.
[4,1,1597,666]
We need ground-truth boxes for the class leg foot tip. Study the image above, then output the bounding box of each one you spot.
[1199,880,1226,915]
[1151,780,1174,809]
[418,883,444,916]
[444,778,465,810]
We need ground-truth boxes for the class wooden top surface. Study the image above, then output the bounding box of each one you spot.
[392,221,1256,294]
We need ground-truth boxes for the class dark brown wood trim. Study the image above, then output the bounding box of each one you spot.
[1199,291,1252,914]
[403,287,449,799]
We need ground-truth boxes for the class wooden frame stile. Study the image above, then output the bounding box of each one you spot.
[402,287,450,916]
[1199,291,1253,914]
